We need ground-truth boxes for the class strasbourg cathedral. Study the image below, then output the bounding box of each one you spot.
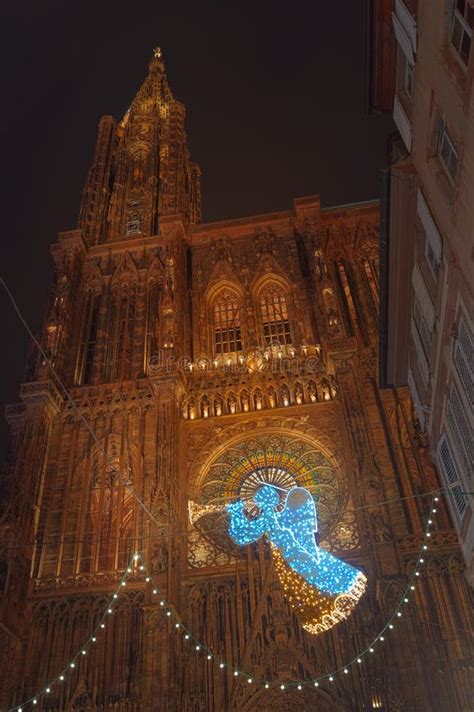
[0,50,472,712]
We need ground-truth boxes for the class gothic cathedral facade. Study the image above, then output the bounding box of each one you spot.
[0,51,471,712]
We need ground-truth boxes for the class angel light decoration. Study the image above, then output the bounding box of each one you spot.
[227,484,367,635]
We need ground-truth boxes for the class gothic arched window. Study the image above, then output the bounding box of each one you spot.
[259,284,291,347]
[77,290,101,385]
[145,281,161,371]
[212,289,242,355]
[108,285,137,381]
[82,435,136,573]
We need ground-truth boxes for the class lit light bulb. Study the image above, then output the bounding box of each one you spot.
[160,600,165,606]
[280,684,285,690]
[207,654,212,660]
[234,671,238,676]
[357,658,362,664]
[92,637,96,642]
[113,594,118,599]
[265,683,270,689]
[389,624,394,629]
[133,553,139,560]
[397,612,402,617]
[70,663,75,668]
[153,589,158,595]
[166,611,171,616]
[314,681,319,686]
[121,581,126,586]
[46,688,50,693]
[184,634,190,640]
[81,650,86,655]
[219,663,225,669]
[247,678,253,684]
[380,636,385,641]
[298,684,302,689]
[344,669,348,674]
[329,676,334,681]
[146,576,151,582]
[100,624,105,629]
[404,598,409,603]
[59,676,64,681]
[108,608,112,614]
[195,645,200,651]
[175,623,180,629]
[139,565,145,571]
[369,648,374,653]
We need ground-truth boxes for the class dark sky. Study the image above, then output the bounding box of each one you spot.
[0,0,393,461]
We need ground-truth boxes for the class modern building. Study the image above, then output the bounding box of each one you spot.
[0,49,472,711]
[378,0,474,585]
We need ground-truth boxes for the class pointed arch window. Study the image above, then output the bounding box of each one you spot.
[213,289,242,354]
[259,284,291,347]
[77,290,101,385]
[145,280,161,371]
[109,284,137,381]
[82,436,136,573]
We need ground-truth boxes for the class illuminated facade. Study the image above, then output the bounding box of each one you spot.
[0,50,472,711]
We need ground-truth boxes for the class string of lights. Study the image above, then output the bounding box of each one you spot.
[9,494,440,709]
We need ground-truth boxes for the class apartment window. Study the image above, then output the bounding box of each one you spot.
[437,119,460,182]
[425,240,440,278]
[437,435,467,519]
[454,316,474,408]
[405,60,415,97]
[417,190,442,279]
[408,368,426,430]
[213,290,242,355]
[413,297,432,358]
[450,0,473,69]
[446,383,474,475]
[260,285,291,347]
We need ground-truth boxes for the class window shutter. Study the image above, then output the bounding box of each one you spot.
[446,384,474,475]
[392,13,415,64]
[408,368,426,429]
[454,316,474,409]
[417,190,442,263]
[437,435,467,519]
[393,95,412,152]
[395,0,417,52]
[411,318,430,387]
[412,263,435,331]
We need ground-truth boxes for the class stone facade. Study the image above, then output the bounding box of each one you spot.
[0,50,472,711]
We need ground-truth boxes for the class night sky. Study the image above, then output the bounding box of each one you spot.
[0,0,394,461]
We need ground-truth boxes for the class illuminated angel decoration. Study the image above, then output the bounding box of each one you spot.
[227,484,367,634]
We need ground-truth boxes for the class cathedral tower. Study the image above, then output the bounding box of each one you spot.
[0,51,471,712]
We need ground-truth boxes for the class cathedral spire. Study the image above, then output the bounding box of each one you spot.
[78,48,201,246]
